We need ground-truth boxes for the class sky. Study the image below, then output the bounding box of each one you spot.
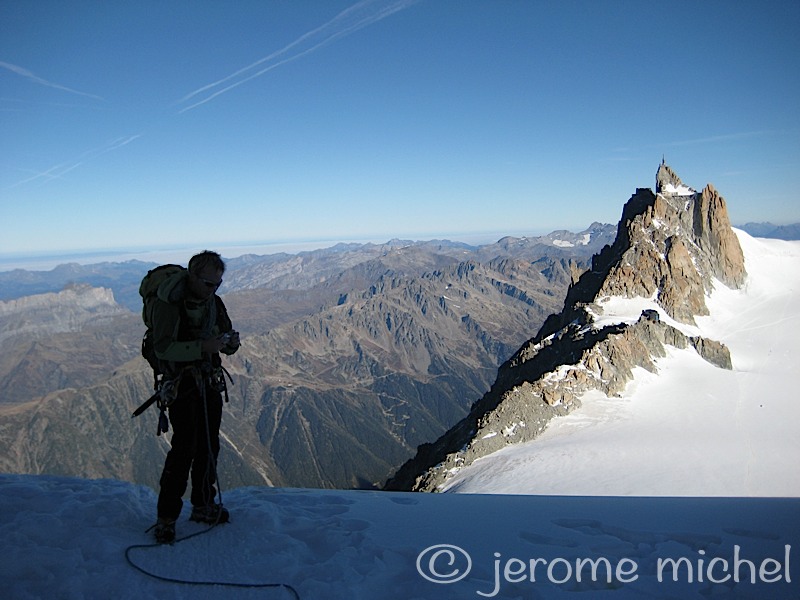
[2,0,799,262]
[2,234,798,599]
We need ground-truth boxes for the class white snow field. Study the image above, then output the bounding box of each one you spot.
[0,475,797,599]
[1,231,798,599]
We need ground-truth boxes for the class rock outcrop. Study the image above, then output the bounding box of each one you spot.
[0,284,126,345]
[386,162,746,492]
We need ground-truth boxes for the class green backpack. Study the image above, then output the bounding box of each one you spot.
[133,264,186,429]
[139,264,186,378]
[134,263,232,427]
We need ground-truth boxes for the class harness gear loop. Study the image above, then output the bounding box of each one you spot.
[212,366,233,402]
[154,369,187,436]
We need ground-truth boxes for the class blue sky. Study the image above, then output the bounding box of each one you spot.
[2,0,799,261]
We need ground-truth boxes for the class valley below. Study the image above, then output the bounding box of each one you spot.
[0,226,614,490]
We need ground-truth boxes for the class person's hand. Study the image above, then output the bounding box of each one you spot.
[201,335,227,354]
[225,331,240,349]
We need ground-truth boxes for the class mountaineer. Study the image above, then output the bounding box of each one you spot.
[140,250,240,544]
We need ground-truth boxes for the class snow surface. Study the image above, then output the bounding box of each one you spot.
[2,231,798,599]
[443,231,800,497]
[1,475,797,599]
[661,182,696,196]
[552,234,591,248]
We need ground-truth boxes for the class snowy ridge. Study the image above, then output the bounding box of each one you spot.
[442,231,800,496]
[389,163,751,494]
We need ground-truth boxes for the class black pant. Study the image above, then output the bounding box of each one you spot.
[156,375,223,520]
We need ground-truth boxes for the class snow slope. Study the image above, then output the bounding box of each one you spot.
[443,231,800,496]
[1,474,797,599]
[2,232,798,599]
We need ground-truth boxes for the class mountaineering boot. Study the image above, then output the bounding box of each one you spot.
[154,518,176,544]
[190,503,229,524]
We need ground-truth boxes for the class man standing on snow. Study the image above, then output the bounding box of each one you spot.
[148,250,240,544]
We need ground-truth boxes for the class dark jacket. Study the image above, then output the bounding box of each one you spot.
[150,269,237,370]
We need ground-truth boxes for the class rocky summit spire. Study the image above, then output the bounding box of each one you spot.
[541,161,746,328]
[656,159,693,195]
[385,163,747,492]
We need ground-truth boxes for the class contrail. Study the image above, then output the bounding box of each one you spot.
[6,135,141,190]
[5,1,417,189]
[177,0,419,113]
[0,61,104,101]
[662,131,773,147]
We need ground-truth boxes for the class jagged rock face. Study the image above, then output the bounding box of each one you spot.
[660,237,709,322]
[690,336,732,370]
[398,314,729,492]
[694,184,746,288]
[0,284,126,345]
[386,163,745,492]
[593,165,746,325]
[656,161,692,195]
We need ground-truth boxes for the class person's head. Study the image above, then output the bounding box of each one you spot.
[187,250,225,300]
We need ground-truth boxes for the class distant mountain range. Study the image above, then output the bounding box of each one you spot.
[736,221,800,240]
[0,224,615,490]
[0,221,792,309]
[0,261,154,310]
[0,226,615,309]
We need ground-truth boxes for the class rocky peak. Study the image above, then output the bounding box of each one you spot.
[542,162,746,328]
[0,284,119,316]
[0,284,126,345]
[385,163,747,492]
[656,158,695,196]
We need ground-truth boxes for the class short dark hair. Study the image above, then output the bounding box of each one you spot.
[188,250,226,275]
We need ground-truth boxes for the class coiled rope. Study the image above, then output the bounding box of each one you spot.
[124,533,300,599]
